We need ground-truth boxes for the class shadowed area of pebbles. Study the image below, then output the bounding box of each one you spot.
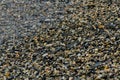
[0,0,120,80]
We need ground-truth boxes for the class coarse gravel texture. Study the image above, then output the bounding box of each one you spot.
[0,0,120,80]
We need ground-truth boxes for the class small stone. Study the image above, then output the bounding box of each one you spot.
[96,74,103,79]
[46,43,53,47]
[117,18,120,20]
[42,53,48,57]
[45,66,51,75]
[78,37,81,41]
[77,53,81,57]
[94,48,98,53]
[104,65,110,71]
[5,72,10,78]
[61,76,65,80]
[53,68,59,75]
[15,52,20,58]
[69,77,73,80]
[25,78,29,80]
[98,24,104,29]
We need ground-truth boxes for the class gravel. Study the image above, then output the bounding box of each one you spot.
[0,0,120,80]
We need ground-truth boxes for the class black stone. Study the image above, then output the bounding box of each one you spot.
[42,74,46,80]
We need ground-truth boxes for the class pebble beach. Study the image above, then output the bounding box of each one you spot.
[0,0,120,80]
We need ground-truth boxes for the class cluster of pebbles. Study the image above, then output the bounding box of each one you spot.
[0,0,120,80]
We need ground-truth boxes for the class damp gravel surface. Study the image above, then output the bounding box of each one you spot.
[0,0,120,80]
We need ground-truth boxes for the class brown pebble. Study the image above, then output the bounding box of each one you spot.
[104,65,110,71]
[5,72,10,78]
[98,24,104,29]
